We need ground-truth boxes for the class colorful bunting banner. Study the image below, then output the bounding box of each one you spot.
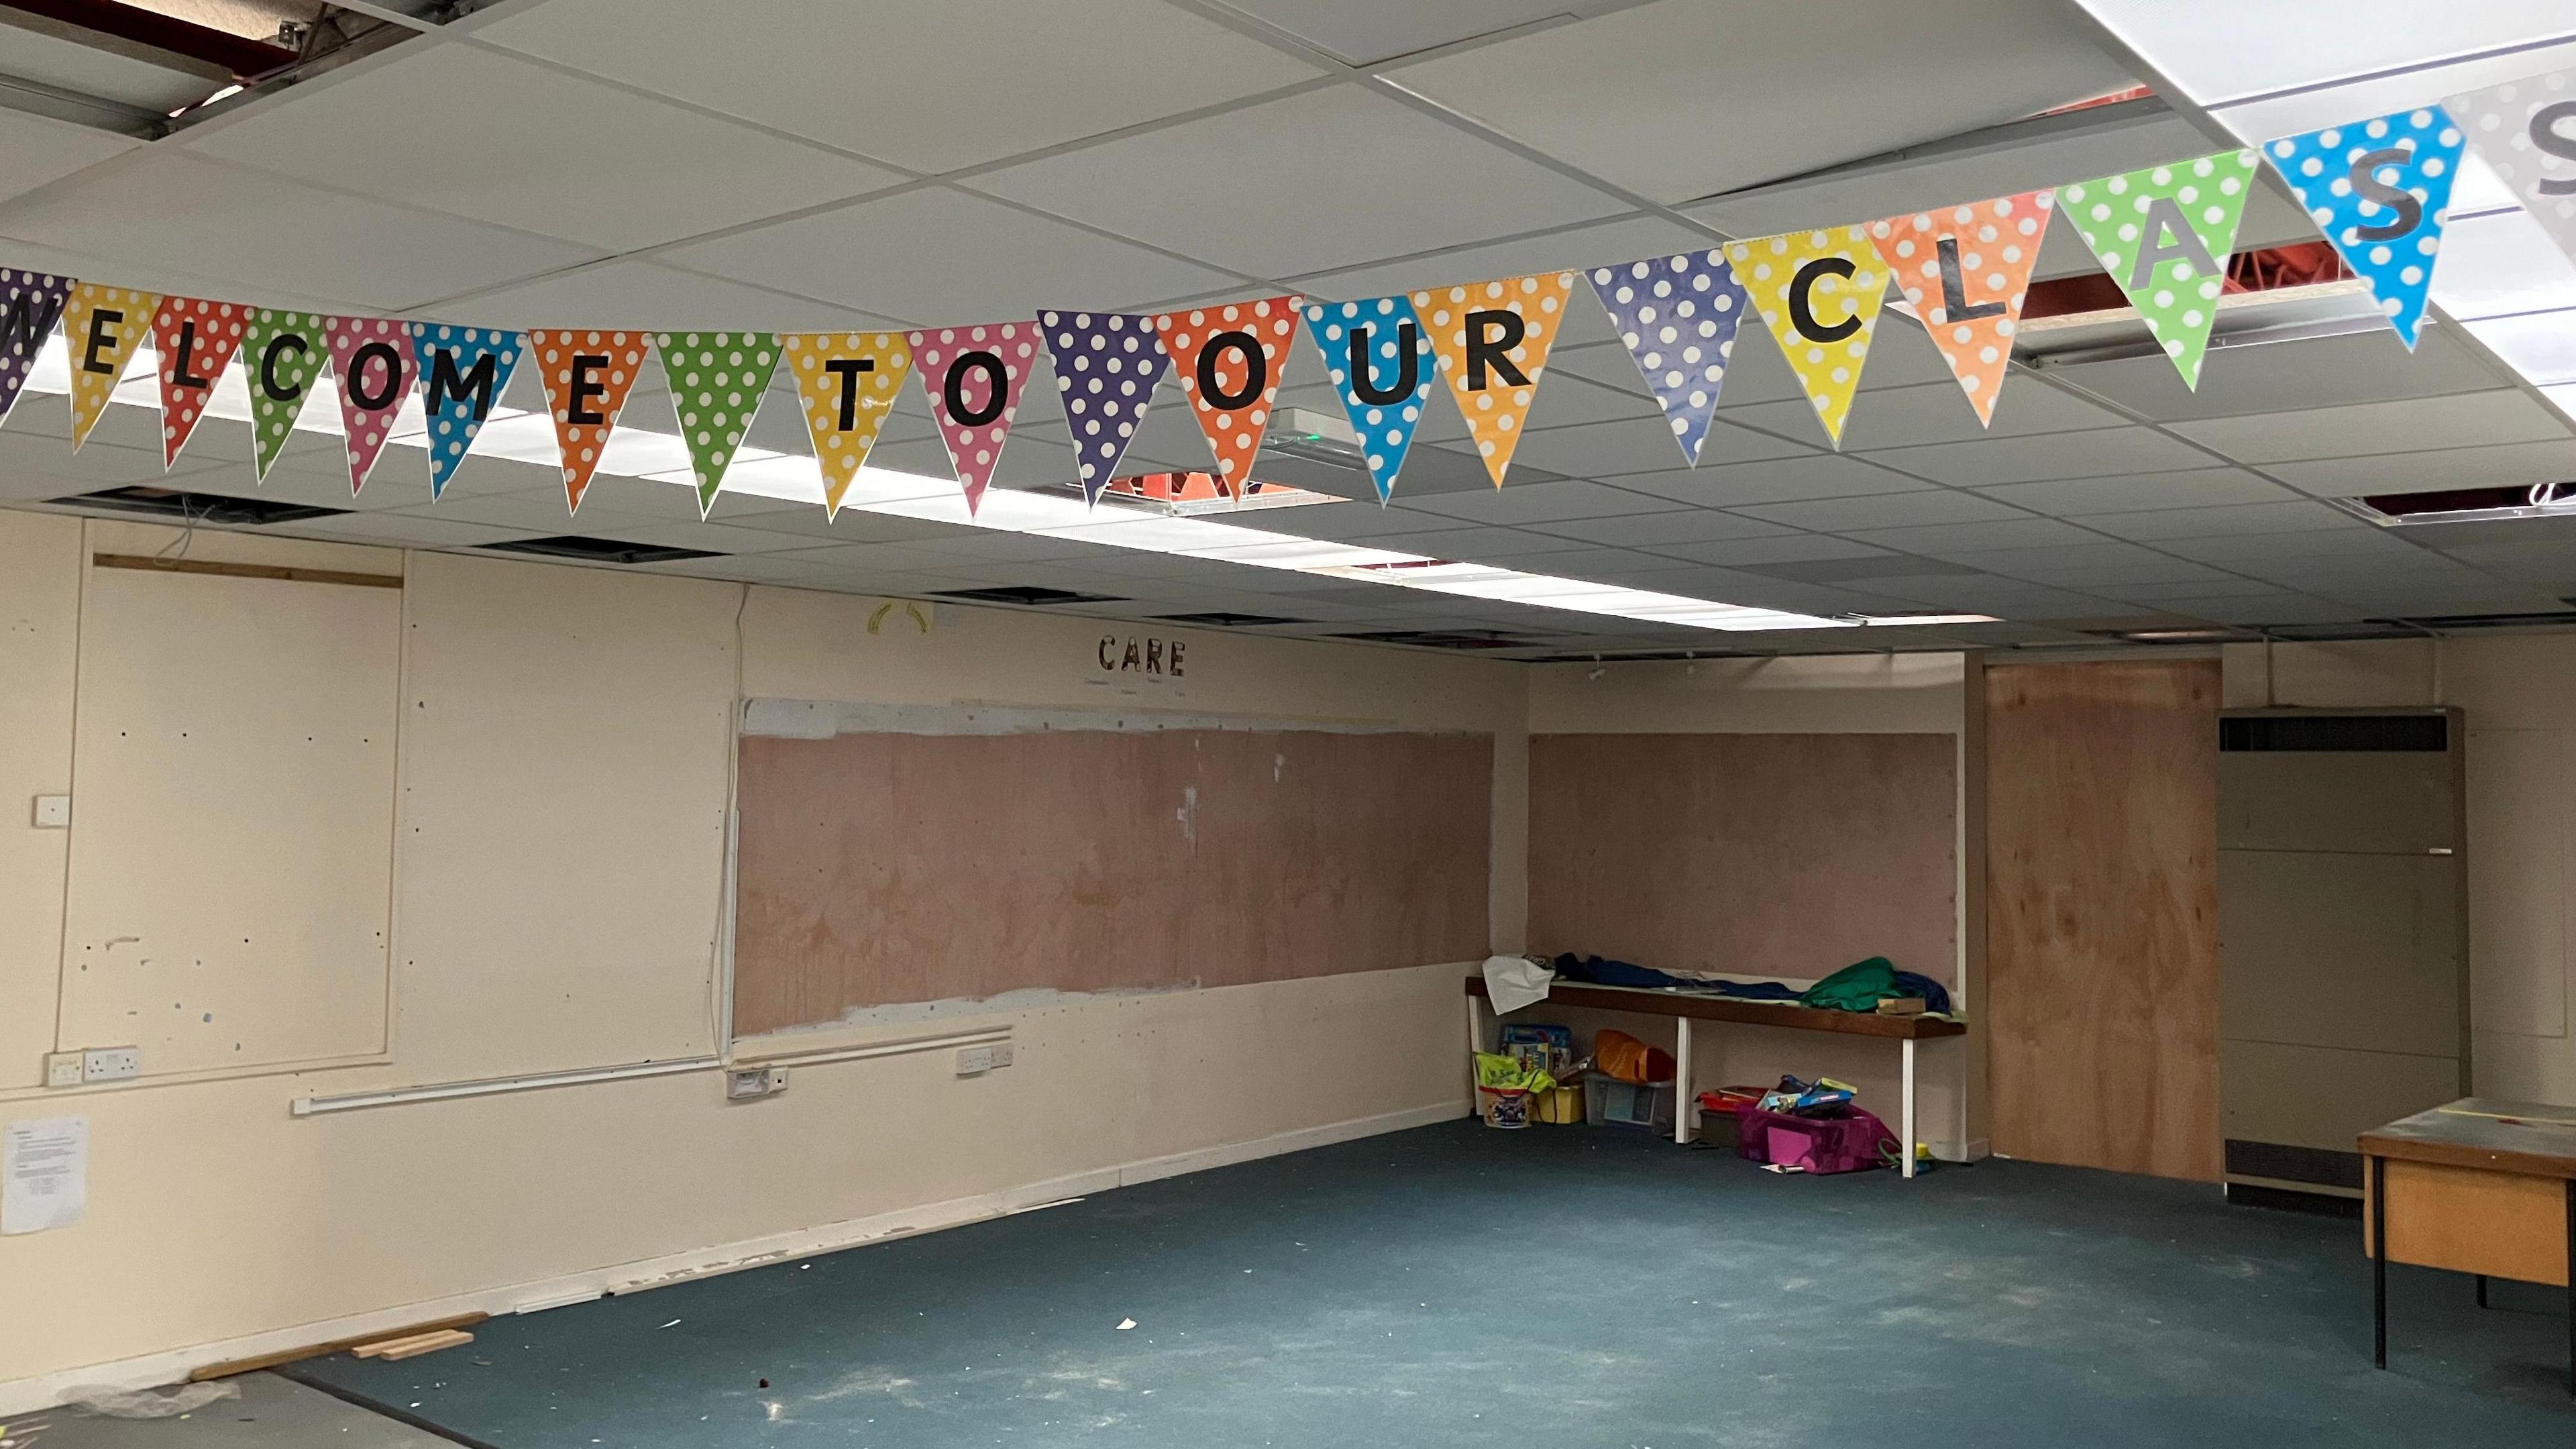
[2448,70,2576,269]
[2264,110,2462,349]
[1413,272,1574,486]
[1725,227,1889,446]
[2058,150,2260,388]
[149,297,247,468]
[241,310,326,481]
[1868,192,2054,425]
[528,329,649,514]
[1153,297,1301,498]
[1586,250,1749,467]
[324,317,418,495]
[1299,295,1436,504]
[1041,311,1170,506]
[908,322,1035,515]
[411,325,523,499]
[0,269,72,430]
[63,283,158,449]
[782,331,911,519]
[655,331,782,517]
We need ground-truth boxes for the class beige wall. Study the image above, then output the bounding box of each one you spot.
[0,509,1525,1402]
[2223,634,2576,1105]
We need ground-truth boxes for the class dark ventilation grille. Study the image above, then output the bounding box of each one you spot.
[2225,1138,2363,1190]
[2220,714,2447,753]
[62,485,350,527]
[1333,629,1534,651]
[930,585,1128,606]
[478,536,724,565]
[1155,611,1310,628]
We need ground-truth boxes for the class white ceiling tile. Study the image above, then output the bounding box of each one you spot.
[268,511,545,550]
[1227,0,1576,64]
[474,0,1326,172]
[1343,525,1616,560]
[1975,467,2298,515]
[1288,213,1710,302]
[1864,425,2214,485]
[0,109,137,208]
[1619,452,1930,506]
[439,260,902,331]
[1638,534,1897,567]
[1400,478,1688,525]
[2051,327,2508,423]
[2087,0,2576,113]
[1839,517,2107,555]
[1520,507,1797,547]
[971,86,1626,278]
[2266,439,2576,498]
[665,188,1238,322]
[1505,414,1807,480]
[1727,376,2123,451]
[2076,500,2367,541]
[2167,390,2571,465]
[1737,489,2034,532]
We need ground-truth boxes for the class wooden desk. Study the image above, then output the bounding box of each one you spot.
[1464,977,1966,1179]
[2360,1097,2576,1395]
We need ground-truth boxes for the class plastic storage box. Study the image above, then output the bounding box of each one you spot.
[1582,1072,1675,1131]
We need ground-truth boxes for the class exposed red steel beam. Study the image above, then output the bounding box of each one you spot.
[0,0,298,79]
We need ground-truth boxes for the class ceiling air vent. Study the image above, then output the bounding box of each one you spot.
[1156,611,1310,628]
[61,484,349,527]
[2220,714,2448,753]
[930,585,1128,606]
[478,536,724,565]
[2333,484,2576,527]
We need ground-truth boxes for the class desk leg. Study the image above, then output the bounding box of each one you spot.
[1673,1016,1693,1146]
[2372,1154,2387,1371]
[1463,996,1482,1118]
[1900,1038,1917,1181]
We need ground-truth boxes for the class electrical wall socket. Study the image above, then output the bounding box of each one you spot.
[725,1065,787,1100]
[956,1045,996,1076]
[82,1046,141,1082]
[44,1052,83,1088]
[989,1044,1014,1069]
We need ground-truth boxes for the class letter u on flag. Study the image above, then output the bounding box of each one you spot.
[1725,227,1889,447]
[1299,295,1436,504]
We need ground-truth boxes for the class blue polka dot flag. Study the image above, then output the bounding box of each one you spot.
[0,269,71,430]
[409,325,525,498]
[2263,107,2465,350]
[1585,250,1750,467]
[1039,310,1169,506]
[1298,294,1437,504]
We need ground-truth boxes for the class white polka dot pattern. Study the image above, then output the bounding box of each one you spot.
[63,283,159,449]
[529,329,648,515]
[1411,272,1574,486]
[1723,227,1890,447]
[150,297,247,468]
[0,270,72,431]
[2058,151,2258,390]
[1297,294,1435,504]
[1585,251,1748,467]
[908,322,1034,516]
[242,311,327,482]
[2446,71,2576,269]
[1040,311,1171,505]
[1151,296,1300,500]
[655,331,781,517]
[325,316,420,496]
[411,326,525,500]
[782,331,910,519]
[1866,191,2053,427]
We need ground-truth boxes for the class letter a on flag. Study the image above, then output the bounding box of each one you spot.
[2058,151,2260,388]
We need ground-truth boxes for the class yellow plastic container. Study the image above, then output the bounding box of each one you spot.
[1533,1082,1585,1125]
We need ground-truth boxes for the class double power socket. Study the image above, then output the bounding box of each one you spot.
[44,1046,141,1088]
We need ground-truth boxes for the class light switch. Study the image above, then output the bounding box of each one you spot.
[32,795,69,828]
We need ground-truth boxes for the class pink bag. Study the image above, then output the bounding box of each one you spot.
[1735,1104,1898,1174]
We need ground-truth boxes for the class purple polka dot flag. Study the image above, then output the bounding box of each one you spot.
[1585,250,1750,467]
[1040,310,1171,506]
[0,269,72,429]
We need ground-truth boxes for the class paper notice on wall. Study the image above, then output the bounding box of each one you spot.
[3,1116,87,1234]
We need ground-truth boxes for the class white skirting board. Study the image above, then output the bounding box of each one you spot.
[0,1099,1462,1416]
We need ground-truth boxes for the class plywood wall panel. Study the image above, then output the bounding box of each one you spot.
[1525,733,1957,983]
[732,729,1491,1035]
[1985,660,2221,1181]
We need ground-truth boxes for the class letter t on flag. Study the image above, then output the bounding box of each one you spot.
[782,331,911,519]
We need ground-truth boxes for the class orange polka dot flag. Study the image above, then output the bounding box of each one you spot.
[1723,227,1890,448]
[655,331,782,518]
[1411,272,1575,487]
[62,283,158,449]
[325,317,419,496]
[2057,151,2259,390]
[782,331,912,519]
[528,329,649,515]
[1868,191,2054,427]
[1152,297,1300,500]
[909,322,1036,516]
[241,310,326,482]
[149,297,247,467]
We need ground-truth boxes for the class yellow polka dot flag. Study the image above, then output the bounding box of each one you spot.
[2057,150,2259,390]
[1411,272,1575,486]
[62,282,159,449]
[655,331,782,517]
[1724,227,1888,448]
[528,329,649,515]
[782,331,912,519]
[1867,191,2055,427]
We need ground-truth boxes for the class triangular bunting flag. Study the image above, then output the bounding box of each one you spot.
[411,325,523,499]
[1868,191,2054,425]
[782,331,911,519]
[908,322,1036,515]
[656,331,782,517]
[324,317,419,496]
[1040,311,1171,506]
[1299,296,1436,504]
[241,311,327,481]
[62,283,158,449]
[2448,71,2576,269]
[150,297,248,468]
[1411,272,1575,486]
[2265,109,2463,348]
[1585,251,1750,466]
[1723,227,1890,445]
[1152,297,1301,499]
[528,330,649,515]
[0,269,72,429]
[2057,150,2260,388]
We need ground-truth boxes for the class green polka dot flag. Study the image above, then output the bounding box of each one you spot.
[654,331,782,517]
[241,309,326,480]
[2057,149,2259,389]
